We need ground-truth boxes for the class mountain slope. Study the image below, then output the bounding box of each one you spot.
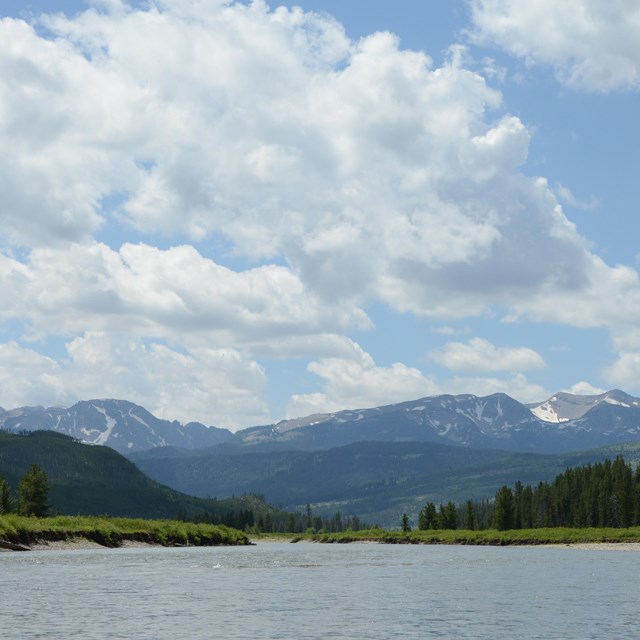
[130,440,509,504]
[0,399,232,454]
[0,430,264,519]
[3,389,640,458]
[131,435,640,527]
[231,390,640,454]
[527,389,640,423]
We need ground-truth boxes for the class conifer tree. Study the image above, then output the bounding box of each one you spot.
[18,464,50,517]
[0,478,13,514]
[465,500,475,530]
[493,486,514,531]
[418,502,438,530]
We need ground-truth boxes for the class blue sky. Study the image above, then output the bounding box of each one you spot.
[1,0,639,428]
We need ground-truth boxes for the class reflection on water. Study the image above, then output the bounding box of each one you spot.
[1,543,639,639]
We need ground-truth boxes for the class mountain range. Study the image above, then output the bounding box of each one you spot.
[4,389,640,527]
[235,388,640,454]
[2,389,640,455]
[0,399,232,454]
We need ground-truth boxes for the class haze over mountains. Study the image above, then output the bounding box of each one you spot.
[0,399,232,454]
[3,389,640,526]
[2,389,638,455]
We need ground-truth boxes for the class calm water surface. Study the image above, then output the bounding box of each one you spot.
[1,542,639,639]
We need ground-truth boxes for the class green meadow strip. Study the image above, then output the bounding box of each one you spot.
[0,514,250,548]
[306,526,640,545]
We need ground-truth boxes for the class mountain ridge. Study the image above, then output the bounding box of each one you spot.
[0,399,232,454]
[2,389,640,455]
[239,389,640,454]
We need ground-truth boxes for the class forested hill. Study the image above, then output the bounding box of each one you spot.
[0,430,272,521]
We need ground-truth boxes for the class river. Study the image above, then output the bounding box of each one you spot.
[1,542,638,639]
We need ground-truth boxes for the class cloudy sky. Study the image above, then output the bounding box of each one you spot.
[1,0,639,429]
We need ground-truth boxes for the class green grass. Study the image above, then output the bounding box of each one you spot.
[304,527,640,545]
[0,514,250,548]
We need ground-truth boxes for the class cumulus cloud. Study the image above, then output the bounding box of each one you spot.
[469,0,640,91]
[563,381,606,396]
[429,337,546,372]
[446,372,549,403]
[286,344,549,417]
[1,1,606,318]
[603,352,640,392]
[2,1,640,421]
[0,334,270,428]
[287,345,439,417]
[0,242,369,348]
[0,341,65,408]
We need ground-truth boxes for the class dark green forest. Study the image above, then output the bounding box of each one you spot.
[0,430,368,533]
[418,456,640,531]
[0,430,284,524]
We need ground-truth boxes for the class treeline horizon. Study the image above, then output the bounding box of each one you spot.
[180,502,369,534]
[418,455,640,532]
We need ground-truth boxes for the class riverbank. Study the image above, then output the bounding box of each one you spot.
[0,514,250,551]
[304,526,640,546]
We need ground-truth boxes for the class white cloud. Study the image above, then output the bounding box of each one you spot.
[603,352,640,394]
[0,334,270,428]
[0,242,369,349]
[554,183,599,211]
[429,337,546,372]
[287,345,549,417]
[1,2,602,321]
[446,372,549,403]
[1,1,640,421]
[510,256,640,333]
[563,381,606,396]
[0,341,66,408]
[287,345,439,417]
[469,0,640,91]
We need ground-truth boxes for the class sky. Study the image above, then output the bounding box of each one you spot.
[1,0,639,429]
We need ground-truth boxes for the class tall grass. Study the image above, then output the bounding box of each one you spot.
[308,527,640,545]
[0,514,250,547]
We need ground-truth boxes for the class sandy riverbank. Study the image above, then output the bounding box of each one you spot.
[5,536,640,551]
[1,538,200,552]
[28,539,161,551]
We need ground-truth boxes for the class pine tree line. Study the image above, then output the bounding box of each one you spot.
[0,463,50,517]
[486,456,640,530]
[183,506,368,534]
[416,456,640,532]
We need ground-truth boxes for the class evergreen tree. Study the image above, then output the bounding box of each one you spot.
[418,502,438,530]
[401,513,411,532]
[513,481,524,529]
[465,500,475,530]
[0,478,14,514]
[493,486,514,531]
[441,501,458,530]
[18,464,50,517]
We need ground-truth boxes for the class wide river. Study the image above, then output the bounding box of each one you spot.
[1,542,639,639]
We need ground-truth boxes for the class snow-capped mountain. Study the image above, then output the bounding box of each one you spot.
[234,390,640,454]
[3,389,640,456]
[527,389,640,423]
[0,399,232,454]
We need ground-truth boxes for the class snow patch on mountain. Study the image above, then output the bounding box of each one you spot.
[527,390,639,423]
[94,406,117,446]
[529,401,570,423]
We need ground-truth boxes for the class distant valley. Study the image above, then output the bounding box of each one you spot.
[3,389,640,527]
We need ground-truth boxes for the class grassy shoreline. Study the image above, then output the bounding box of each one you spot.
[299,527,640,545]
[0,514,250,550]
